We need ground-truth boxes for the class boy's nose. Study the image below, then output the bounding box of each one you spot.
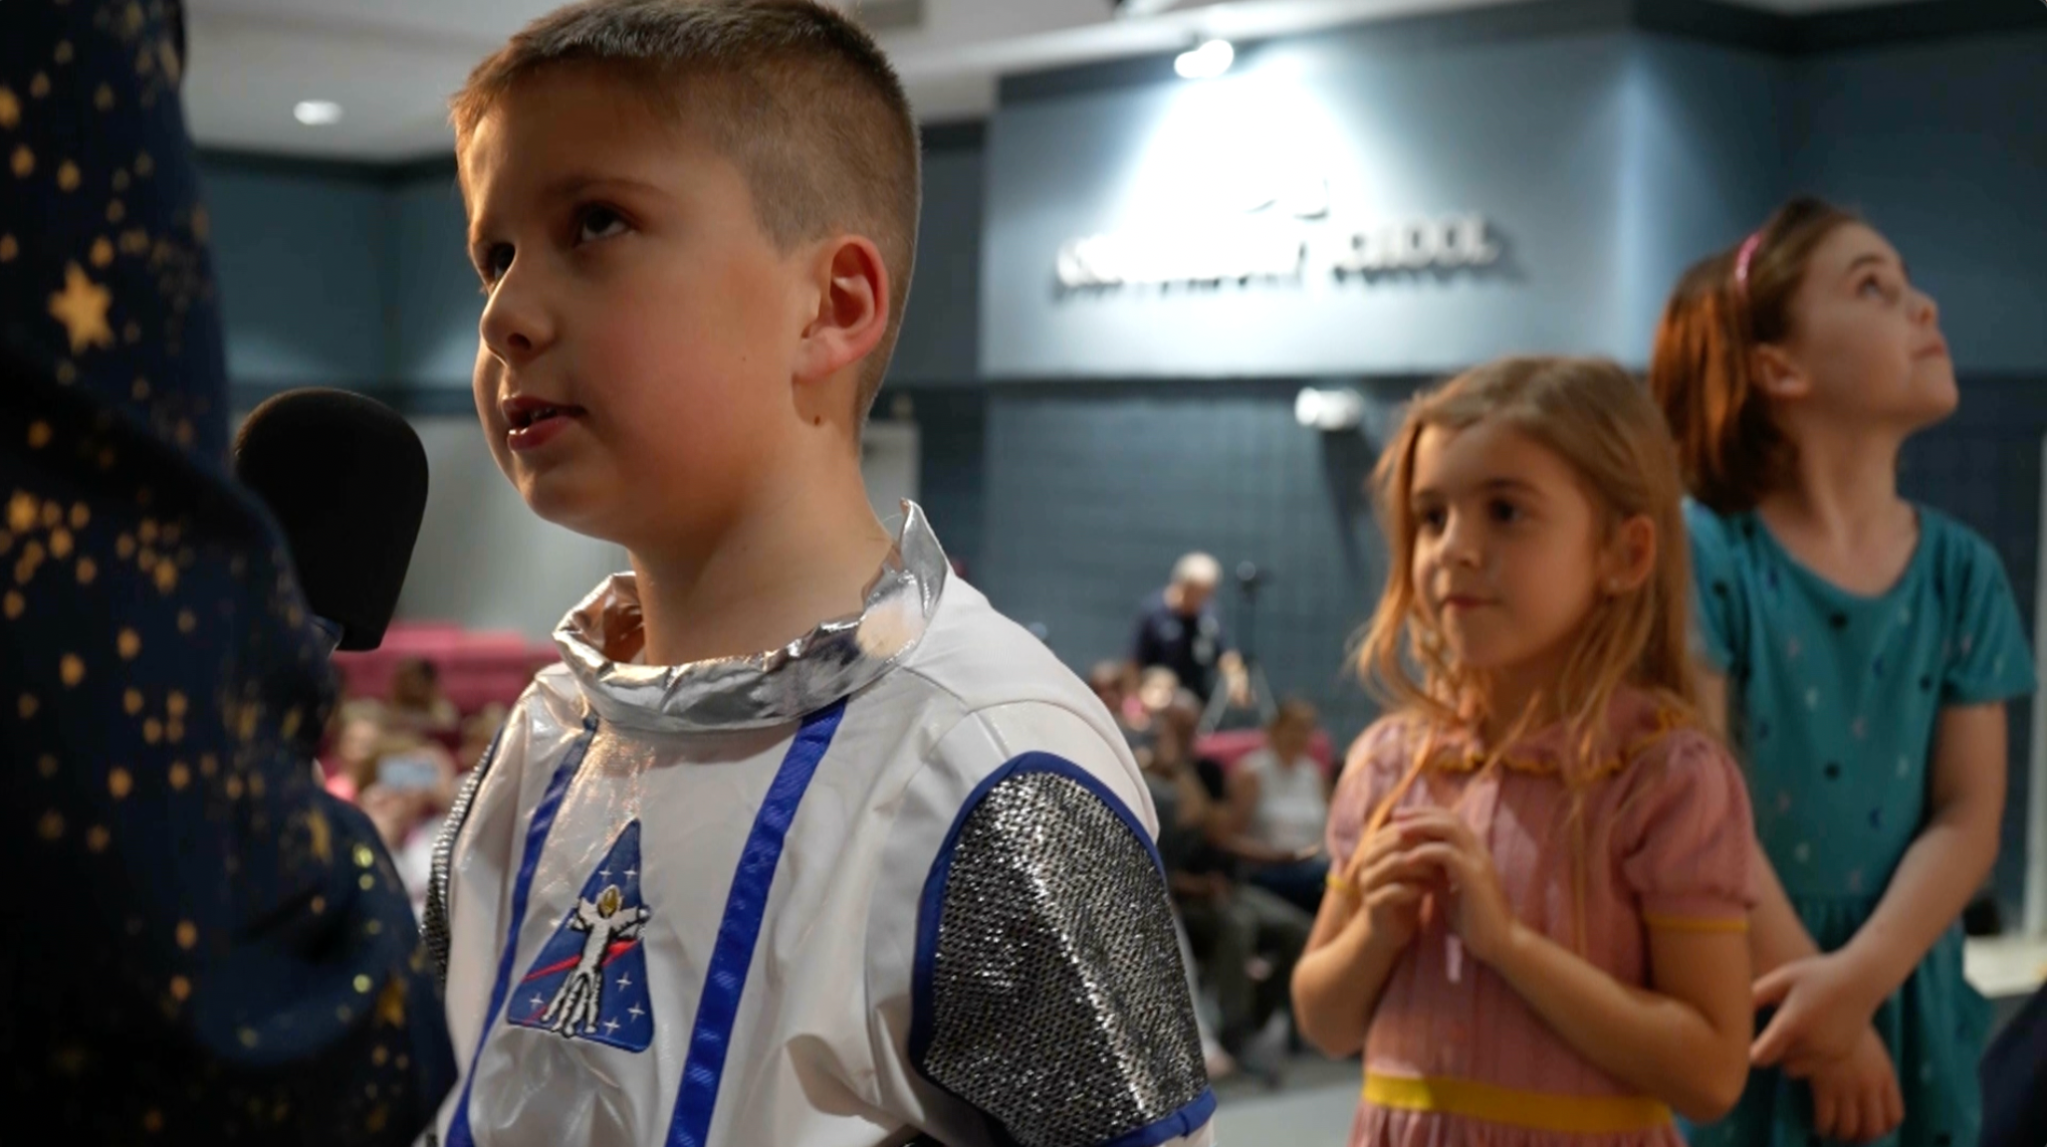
[479,272,555,364]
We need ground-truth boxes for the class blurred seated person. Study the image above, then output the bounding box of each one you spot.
[1132,553,1250,709]
[1140,704,1240,1083]
[1149,697,1312,1071]
[382,656,460,736]
[1087,660,1154,762]
[456,702,511,775]
[350,733,458,919]
[1225,698,1333,915]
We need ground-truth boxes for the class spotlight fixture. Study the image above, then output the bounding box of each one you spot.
[1173,38,1235,80]
[293,100,343,126]
[1295,387,1365,432]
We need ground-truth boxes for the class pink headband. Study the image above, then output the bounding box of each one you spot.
[1733,230,1765,296]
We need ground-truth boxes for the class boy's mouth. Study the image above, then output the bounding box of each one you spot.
[500,395,587,453]
[502,397,584,429]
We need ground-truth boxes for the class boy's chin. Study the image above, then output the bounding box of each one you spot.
[515,478,625,545]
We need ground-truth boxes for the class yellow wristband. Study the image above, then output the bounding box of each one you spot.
[1325,872,1357,896]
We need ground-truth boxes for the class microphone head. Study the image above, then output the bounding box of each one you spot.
[234,388,428,651]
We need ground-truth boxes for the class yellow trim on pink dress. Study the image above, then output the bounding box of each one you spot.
[1364,1072,1674,1134]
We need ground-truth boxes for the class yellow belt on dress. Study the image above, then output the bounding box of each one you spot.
[1365,1072,1674,1134]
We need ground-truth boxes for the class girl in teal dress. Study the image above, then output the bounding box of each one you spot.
[1651,197,2036,1147]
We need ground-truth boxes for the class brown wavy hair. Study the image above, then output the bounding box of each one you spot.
[1649,197,1863,513]
[1356,357,1699,779]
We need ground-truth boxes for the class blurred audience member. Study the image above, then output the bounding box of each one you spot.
[383,657,460,736]
[1132,553,1249,707]
[1151,698,1311,1074]
[355,734,457,917]
[1142,707,1242,1082]
[457,703,511,774]
[1227,699,1333,915]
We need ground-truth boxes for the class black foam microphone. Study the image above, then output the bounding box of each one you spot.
[234,388,429,652]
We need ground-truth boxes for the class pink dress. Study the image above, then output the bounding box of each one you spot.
[1326,689,1755,1147]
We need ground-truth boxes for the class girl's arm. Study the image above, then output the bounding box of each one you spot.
[1751,702,2008,1068]
[1490,922,1753,1122]
[1401,808,1753,1122]
[1698,667,1825,976]
[1840,702,2006,999]
[1290,831,1421,1058]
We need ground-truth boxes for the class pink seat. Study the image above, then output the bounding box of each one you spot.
[1194,728,1337,780]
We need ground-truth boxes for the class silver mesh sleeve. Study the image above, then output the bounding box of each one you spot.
[422,733,502,987]
[916,765,1209,1147]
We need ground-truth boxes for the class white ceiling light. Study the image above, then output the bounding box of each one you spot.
[292,99,343,126]
[1173,38,1234,80]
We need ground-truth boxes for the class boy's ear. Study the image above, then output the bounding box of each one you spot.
[793,235,890,387]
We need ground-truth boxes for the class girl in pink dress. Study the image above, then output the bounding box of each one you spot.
[1293,357,1758,1146]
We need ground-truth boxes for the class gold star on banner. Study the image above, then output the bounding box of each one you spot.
[0,235,16,262]
[29,74,49,99]
[0,86,19,129]
[12,146,33,178]
[49,264,113,354]
[57,161,79,191]
[90,237,112,266]
[375,976,408,1028]
[305,807,332,864]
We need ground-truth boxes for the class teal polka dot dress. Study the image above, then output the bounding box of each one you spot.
[1681,500,2036,1147]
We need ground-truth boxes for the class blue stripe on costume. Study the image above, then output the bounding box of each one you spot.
[665,698,850,1147]
[445,716,600,1147]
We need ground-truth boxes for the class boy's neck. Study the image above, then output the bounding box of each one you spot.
[626,456,897,669]
[1757,418,1909,544]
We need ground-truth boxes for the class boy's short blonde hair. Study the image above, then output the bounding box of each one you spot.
[451,0,921,422]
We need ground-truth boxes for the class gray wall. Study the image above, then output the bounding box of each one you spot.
[205,166,389,385]
[890,130,985,385]
[976,380,1396,737]
[388,170,480,389]
[983,25,1646,378]
[1790,30,2047,375]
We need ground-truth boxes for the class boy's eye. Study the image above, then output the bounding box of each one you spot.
[1417,506,1448,532]
[479,243,513,284]
[1488,500,1521,524]
[577,205,628,244]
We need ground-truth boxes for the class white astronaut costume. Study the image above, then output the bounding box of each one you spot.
[425,505,1216,1147]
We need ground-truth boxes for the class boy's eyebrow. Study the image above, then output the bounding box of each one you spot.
[466,173,671,251]
[540,172,669,202]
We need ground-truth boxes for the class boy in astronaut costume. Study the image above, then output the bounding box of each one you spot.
[426,3,1216,1145]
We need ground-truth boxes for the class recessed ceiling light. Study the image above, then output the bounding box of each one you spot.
[1174,39,1234,81]
[293,100,343,126]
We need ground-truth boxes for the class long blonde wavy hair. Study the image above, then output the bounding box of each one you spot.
[1353,359,1702,947]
